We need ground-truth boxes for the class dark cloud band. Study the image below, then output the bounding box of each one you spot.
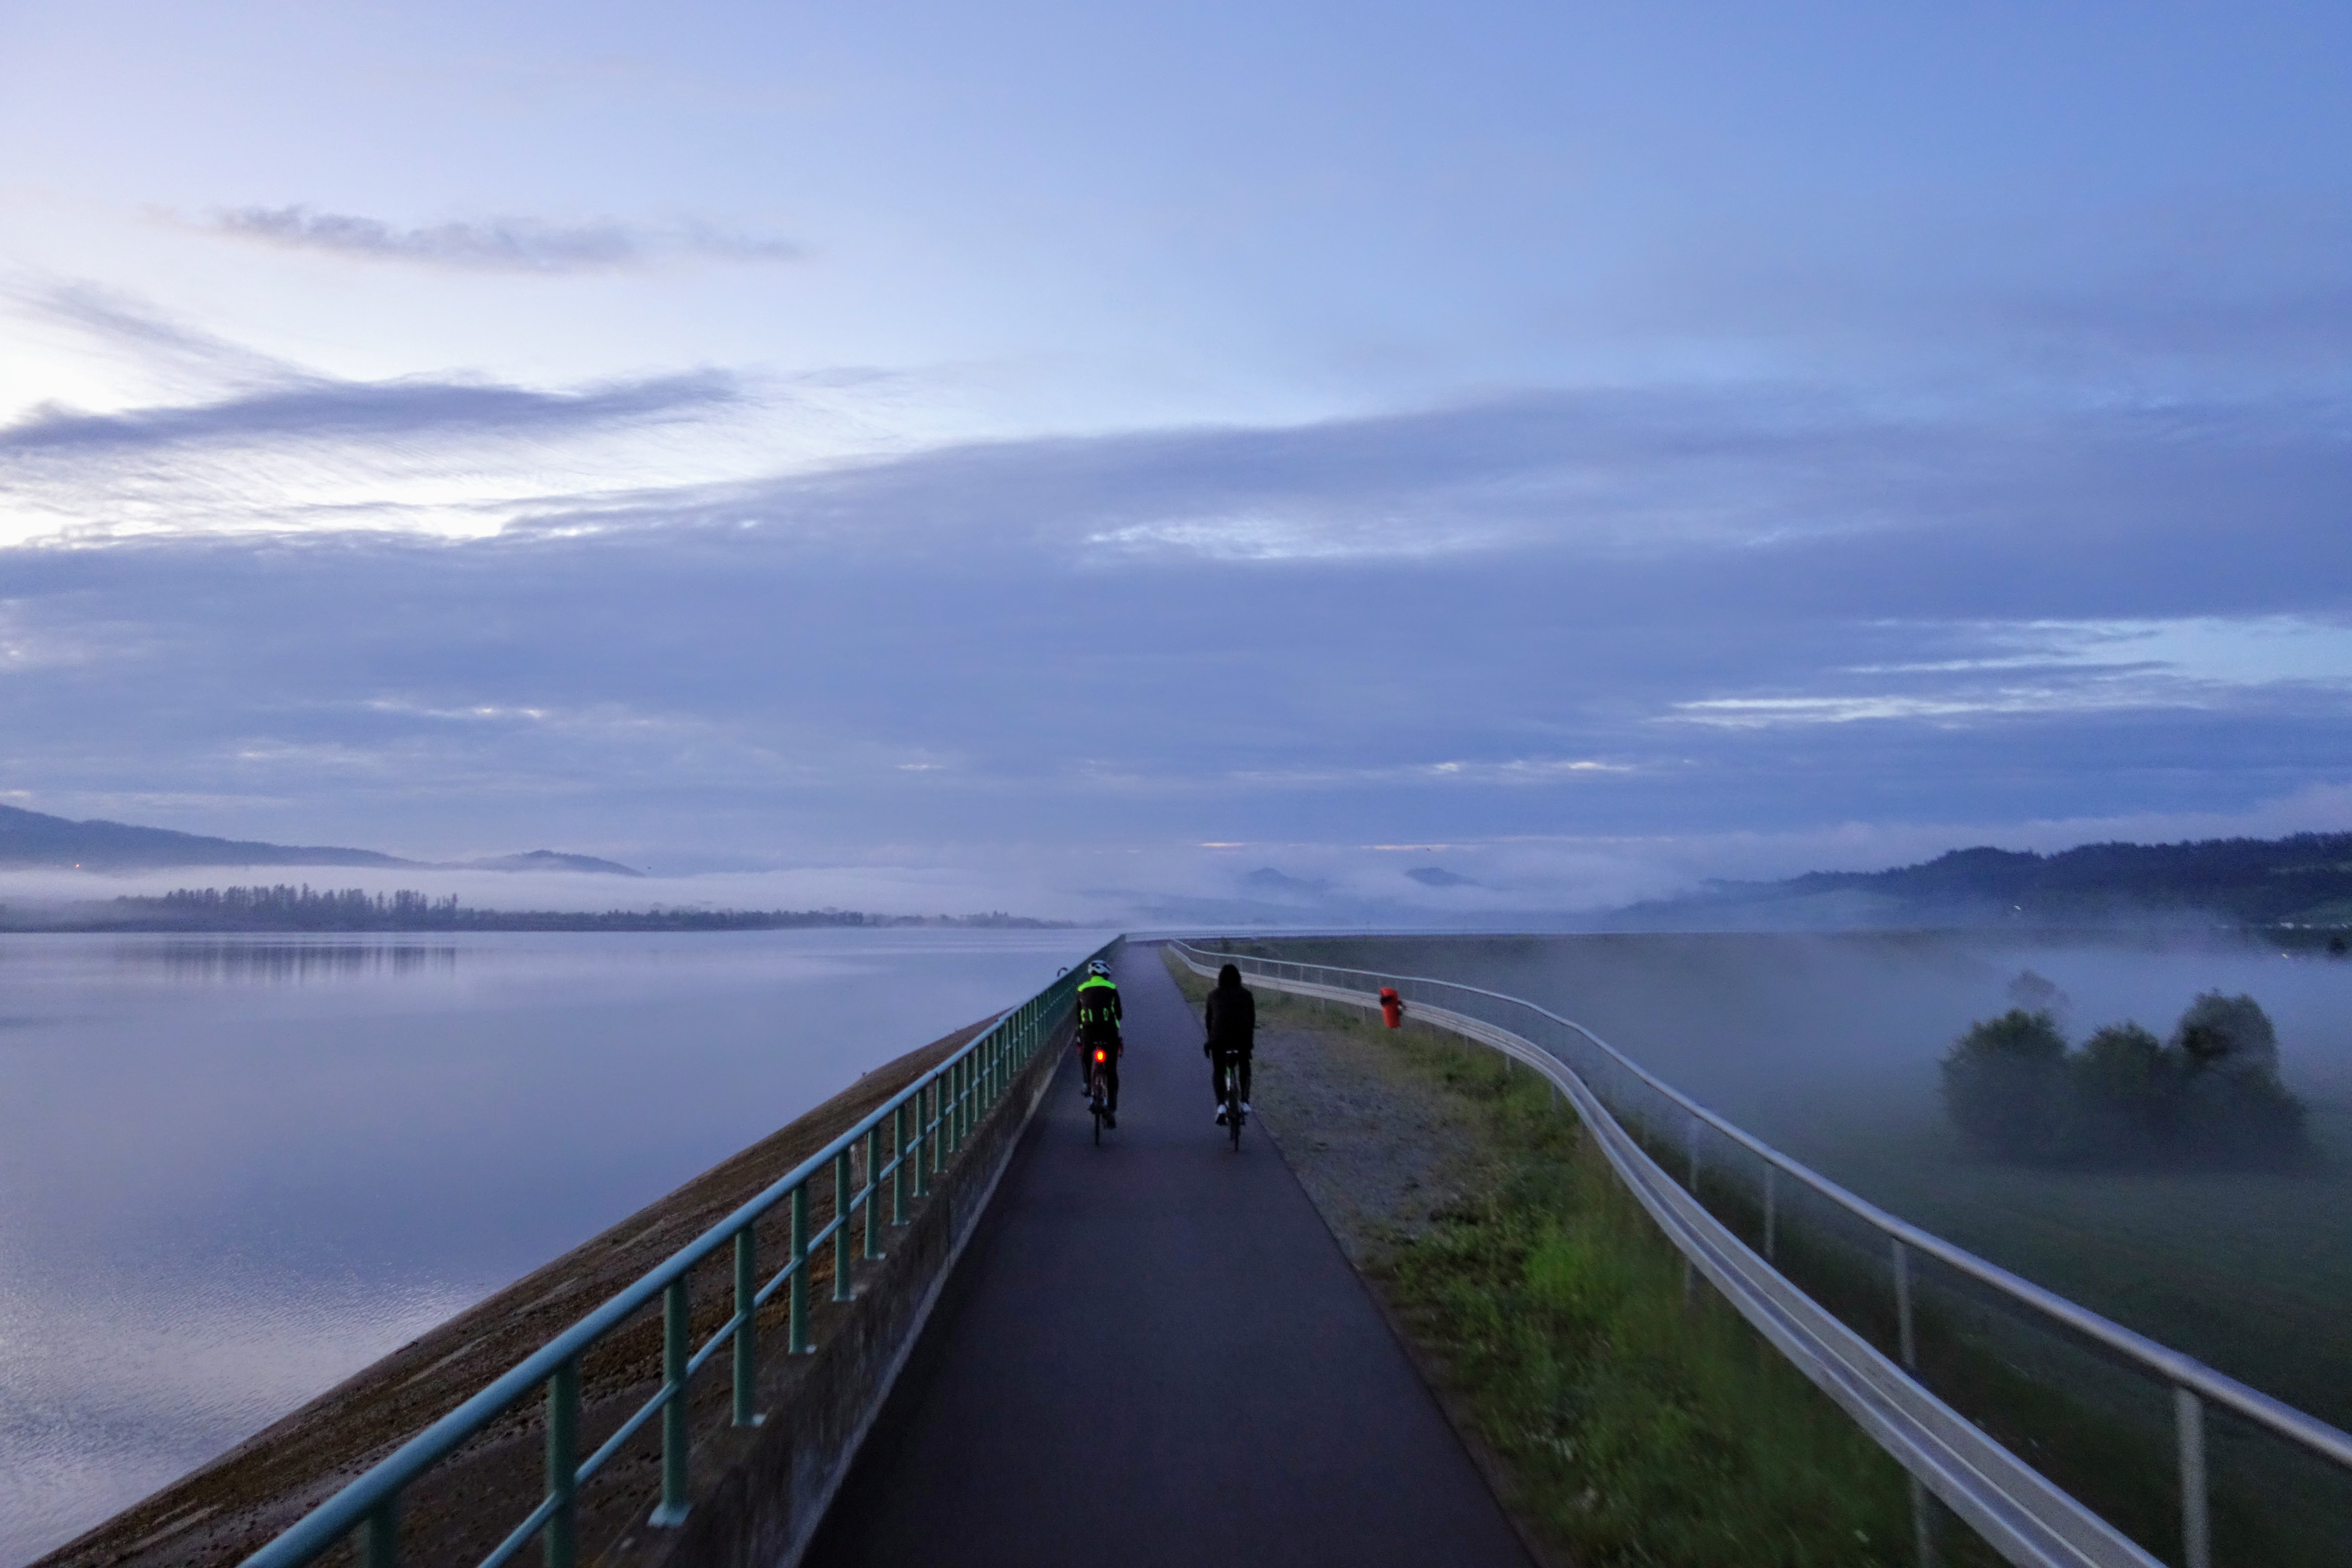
[0,371,740,454]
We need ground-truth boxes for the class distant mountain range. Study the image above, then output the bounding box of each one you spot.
[1612,833,2352,931]
[0,804,642,876]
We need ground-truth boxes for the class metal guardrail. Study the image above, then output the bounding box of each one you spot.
[1171,940,2352,1568]
[243,937,1120,1568]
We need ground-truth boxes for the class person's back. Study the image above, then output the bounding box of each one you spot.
[1203,963,1256,1123]
[1075,962,1123,1123]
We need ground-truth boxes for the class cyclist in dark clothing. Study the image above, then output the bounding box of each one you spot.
[1074,960,1123,1125]
[1204,963,1255,1124]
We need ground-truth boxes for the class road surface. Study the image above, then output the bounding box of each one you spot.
[808,943,1532,1567]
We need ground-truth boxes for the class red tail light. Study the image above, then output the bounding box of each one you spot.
[1093,1049,1106,1061]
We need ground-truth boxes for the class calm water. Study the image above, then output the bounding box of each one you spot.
[0,928,1111,1565]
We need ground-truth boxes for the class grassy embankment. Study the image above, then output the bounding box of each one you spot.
[1166,951,1962,1568]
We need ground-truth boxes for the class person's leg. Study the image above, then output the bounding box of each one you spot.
[1104,1059,1120,1113]
[1238,1050,1252,1106]
[1209,1050,1228,1106]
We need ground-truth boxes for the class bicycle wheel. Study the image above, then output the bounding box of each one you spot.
[1227,1071,1242,1152]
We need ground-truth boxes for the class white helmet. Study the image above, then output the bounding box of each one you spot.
[1087,959,1112,977]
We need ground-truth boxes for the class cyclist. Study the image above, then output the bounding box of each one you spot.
[1074,959,1123,1127]
[1204,962,1255,1124]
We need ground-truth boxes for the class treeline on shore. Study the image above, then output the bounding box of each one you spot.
[0,884,1070,932]
[1942,980,2308,1168]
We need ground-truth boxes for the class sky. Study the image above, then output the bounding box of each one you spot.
[2,0,2349,921]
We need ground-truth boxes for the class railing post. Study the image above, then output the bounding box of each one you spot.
[1893,1238,1917,1369]
[833,1151,855,1302]
[913,1086,931,1197]
[652,1280,690,1526]
[894,1101,913,1217]
[361,1499,399,1568]
[732,1229,760,1427]
[2177,1386,2211,1568]
[789,1182,812,1354]
[545,1357,579,1568]
[1763,1165,1778,1261]
[864,1125,884,1258]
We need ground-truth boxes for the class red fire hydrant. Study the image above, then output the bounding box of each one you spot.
[1379,986,1405,1029]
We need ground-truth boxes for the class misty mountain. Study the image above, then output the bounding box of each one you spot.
[0,803,411,870]
[1615,833,2352,930]
[458,851,643,876]
[0,804,635,876]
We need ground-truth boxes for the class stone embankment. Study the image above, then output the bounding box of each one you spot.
[41,1010,1067,1568]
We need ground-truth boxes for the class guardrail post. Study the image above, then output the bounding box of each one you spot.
[913,1085,932,1196]
[732,1229,760,1427]
[545,1357,579,1568]
[833,1151,855,1302]
[1763,1166,1778,1261]
[652,1279,690,1526]
[361,1499,399,1568]
[944,1061,959,1152]
[789,1182,812,1354]
[1893,1238,1917,1369]
[893,1101,912,1219]
[864,1125,884,1259]
[2176,1386,2211,1568]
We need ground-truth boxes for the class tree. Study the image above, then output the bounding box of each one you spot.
[2170,992,2279,1075]
[1943,993,2307,1167]
[1940,1009,2070,1160]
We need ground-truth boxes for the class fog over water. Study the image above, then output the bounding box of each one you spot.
[0,928,1109,1566]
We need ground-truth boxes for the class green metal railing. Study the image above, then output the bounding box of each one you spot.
[243,937,1118,1568]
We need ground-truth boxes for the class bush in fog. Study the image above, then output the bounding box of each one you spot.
[1941,1009,2072,1160]
[1943,991,2307,1167]
[2171,991,2279,1074]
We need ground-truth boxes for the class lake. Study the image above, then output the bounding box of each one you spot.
[0,928,1112,1565]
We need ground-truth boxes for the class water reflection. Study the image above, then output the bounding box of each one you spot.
[0,927,1114,1565]
[128,941,463,983]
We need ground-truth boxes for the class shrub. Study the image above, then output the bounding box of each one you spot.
[2170,991,2279,1075]
[1940,1009,2071,1160]
[2068,1023,2173,1157]
[1944,994,2308,1168]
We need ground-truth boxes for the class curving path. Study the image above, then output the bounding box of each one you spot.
[808,943,1532,1568]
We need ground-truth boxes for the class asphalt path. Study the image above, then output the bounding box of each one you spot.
[808,943,1532,1568]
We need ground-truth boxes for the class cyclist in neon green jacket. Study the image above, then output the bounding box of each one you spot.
[1075,960,1123,1126]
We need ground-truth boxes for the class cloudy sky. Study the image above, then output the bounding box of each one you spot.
[2,0,2348,919]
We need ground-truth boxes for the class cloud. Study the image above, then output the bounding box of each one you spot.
[202,206,803,273]
[21,284,303,388]
[0,371,739,456]
[0,364,2346,917]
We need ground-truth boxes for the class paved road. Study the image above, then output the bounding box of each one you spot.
[809,944,1532,1568]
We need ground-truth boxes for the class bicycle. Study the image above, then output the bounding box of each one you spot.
[1087,1044,1114,1145]
[1215,1051,1244,1151]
